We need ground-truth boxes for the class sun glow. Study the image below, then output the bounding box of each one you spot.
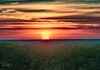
[40,30,52,40]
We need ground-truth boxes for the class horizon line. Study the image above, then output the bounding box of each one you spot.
[1,39,100,42]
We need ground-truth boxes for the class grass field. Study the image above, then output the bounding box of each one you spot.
[0,40,100,70]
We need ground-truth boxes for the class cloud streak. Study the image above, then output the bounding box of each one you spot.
[0,2,100,29]
[0,2,100,39]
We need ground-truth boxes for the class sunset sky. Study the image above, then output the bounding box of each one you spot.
[0,0,100,40]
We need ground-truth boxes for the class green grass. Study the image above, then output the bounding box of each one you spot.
[0,41,100,70]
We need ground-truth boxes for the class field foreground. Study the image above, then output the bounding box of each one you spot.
[0,40,100,70]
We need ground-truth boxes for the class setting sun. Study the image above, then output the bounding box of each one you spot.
[40,30,52,40]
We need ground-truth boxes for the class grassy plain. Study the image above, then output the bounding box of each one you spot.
[0,40,100,70]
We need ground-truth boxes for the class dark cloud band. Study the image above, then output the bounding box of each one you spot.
[0,0,100,4]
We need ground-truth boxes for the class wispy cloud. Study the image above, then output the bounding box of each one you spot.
[0,2,100,19]
[0,2,100,29]
[0,2,100,39]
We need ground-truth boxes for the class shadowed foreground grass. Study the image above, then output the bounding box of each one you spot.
[0,41,100,70]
